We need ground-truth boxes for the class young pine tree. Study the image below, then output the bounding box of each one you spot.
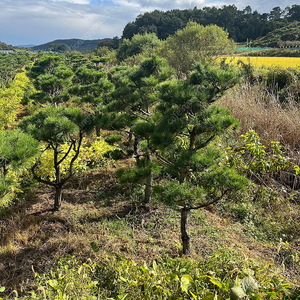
[150,62,248,255]
[20,106,94,210]
[106,55,174,203]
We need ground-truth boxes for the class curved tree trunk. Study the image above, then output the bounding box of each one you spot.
[54,185,63,211]
[181,205,191,255]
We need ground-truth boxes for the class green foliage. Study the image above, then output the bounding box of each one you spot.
[237,61,300,102]
[253,21,300,47]
[49,43,71,53]
[117,160,160,185]
[116,33,161,62]
[0,51,31,87]
[0,41,13,50]
[0,70,35,129]
[35,137,114,181]
[122,5,296,43]
[32,38,107,53]
[159,22,235,74]
[0,129,38,172]
[153,181,204,206]
[27,54,73,105]
[19,105,96,210]
[105,134,122,145]
[0,129,38,208]
[20,106,81,144]
[19,249,299,299]
[30,256,99,300]
[227,130,294,176]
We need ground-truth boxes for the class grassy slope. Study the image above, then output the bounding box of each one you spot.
[0,158,288,296]
[253,21,300,47]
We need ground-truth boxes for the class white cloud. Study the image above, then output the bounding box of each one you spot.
[0,0,292,45]
[52,0,90,4]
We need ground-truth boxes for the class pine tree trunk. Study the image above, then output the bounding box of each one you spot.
[95,124,101,137]
[181,205,191,255]
[54,185,63,211]
[134,138,139,161]
[144,173,153,204]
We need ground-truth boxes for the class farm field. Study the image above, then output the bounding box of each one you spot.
[223,56,300,68]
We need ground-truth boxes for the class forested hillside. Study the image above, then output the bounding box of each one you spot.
[122,4,300,42]
[32,38,111,53]
[0,41,13,50]
[1,18,300,300]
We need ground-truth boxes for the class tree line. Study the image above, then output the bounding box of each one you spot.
[120,4,300,43]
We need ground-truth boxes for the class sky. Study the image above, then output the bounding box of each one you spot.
[0,0,295,46]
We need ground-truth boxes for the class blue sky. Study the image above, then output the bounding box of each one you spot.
[0,0,294,46]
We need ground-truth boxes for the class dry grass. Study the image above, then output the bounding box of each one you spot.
[0,164,280,297]
[220,83,300,157]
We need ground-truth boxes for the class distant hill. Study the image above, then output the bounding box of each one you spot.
[17,44,36,48]
[0,41,14,50]
[253,21,300,47]
[32,38,111,53]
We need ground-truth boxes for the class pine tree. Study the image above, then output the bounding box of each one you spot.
[20,106,94,210]
[149,62,247,254]
[106,55,174,203]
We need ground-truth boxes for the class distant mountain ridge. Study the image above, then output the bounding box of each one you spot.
[17,44,36,48]
[32,38,111,53]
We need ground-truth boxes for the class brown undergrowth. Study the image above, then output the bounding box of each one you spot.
[0,161,281,297]
[220,82,300,162]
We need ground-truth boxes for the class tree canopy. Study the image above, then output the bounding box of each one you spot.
[159,22,234,74]
[122,5,300,43]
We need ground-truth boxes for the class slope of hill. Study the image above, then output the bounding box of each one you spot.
[253,21,300,47]
[32,38,111,53]
[0,41,13,50]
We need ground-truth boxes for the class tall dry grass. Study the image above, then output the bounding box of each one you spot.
[220,82,300,160]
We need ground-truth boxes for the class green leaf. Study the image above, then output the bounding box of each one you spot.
[202,293,216,300]
[120,276,127,282]
[209,277,223,289]
[152,260,157,272]
[48,279,59,290]
[91,243,99,253]
[181,274,192,293]
[240,276,258,294]
[250,295,263,300]
[190,290,198,300]
[117,294,128,300]
[0,287,5,292]
[230,286,247,299]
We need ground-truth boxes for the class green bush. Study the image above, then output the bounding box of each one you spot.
[104,134,123,145]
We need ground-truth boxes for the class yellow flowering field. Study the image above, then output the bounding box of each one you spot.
[222,56,300,69]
